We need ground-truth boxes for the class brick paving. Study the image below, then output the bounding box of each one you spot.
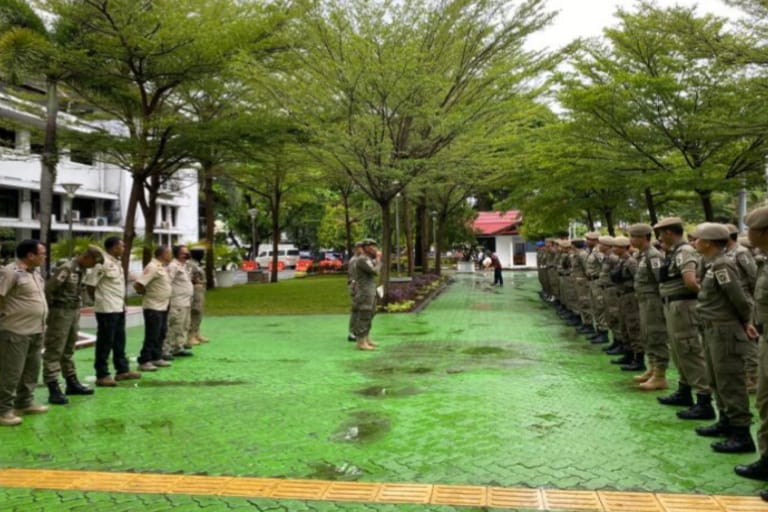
[0,271,765,511]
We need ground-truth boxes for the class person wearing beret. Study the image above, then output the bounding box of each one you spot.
[351,239,380,351]
[653,217,714,420]
[597,237,625,357]
[608,237,644,371]
[692,223,756,454]
[584,232,606,342]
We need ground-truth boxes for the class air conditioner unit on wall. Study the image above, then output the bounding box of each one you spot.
[86,218,98,226]
[67,210,80,222]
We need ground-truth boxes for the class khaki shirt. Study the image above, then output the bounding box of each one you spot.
[570,250,588,279]
[697,252,751,324]
[598,252,618,287]
[634,245,664,296]
[83,253,125,313]
[0,261,48,335]
[585,247,604,280]
[136,258,171,311]
[189,260,206,287]
[658,240,698,298]
[168,259,193,308]
[726,244,757,296]
[46,258,85,309]
[755,263,768,324]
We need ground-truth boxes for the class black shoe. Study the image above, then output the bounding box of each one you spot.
[590,333,609,344]
[46,381,69,405]
[565,317,581,327]
[601,338,620,351]
[735,456,768,480]
[677,394,716,420]
[347,334,357,342]
[162,353,176,361]
[696,415,729,438]
[658,383,694,406]
[620,359,646,372]
[65,376,94,396]
[172,350,194,357]
[761,490,768,502]
[712,426,756,454]
[576,325,593,334]
[611,351,633,365]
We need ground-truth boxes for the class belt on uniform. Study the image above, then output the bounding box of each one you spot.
[661,293,698,304]
[50,303,79,310]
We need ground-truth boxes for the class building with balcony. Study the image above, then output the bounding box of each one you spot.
[0,86,199,250]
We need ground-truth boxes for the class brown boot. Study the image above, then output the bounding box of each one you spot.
[633,366,654,383]
[356,336,375,351]
[638,367,668,391]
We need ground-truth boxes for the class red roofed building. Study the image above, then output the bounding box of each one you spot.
[472,210,534,268]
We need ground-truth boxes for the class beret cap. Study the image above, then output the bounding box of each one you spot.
[628,223,653,237]
[585,231,601,240]
[745,206,768,230]
[598,236,614,245]
[611,236,631,247]
[692,222,730,241]
[654,217,684,230]
[725,223,739,235]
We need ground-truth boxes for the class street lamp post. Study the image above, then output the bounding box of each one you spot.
[61,183,81,258]
[430,210,437,256]
[248,208,259,261]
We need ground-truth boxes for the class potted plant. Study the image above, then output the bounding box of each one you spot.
[214,245,242,288]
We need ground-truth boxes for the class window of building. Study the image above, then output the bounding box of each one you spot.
[0,188,19,218]
[70,147,94,166]
[0,127,15,149]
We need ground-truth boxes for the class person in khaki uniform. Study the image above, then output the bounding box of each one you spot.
[546,241,561,305]
[570,239,592,334]
[629,223,670,390]
[725,224,760,393]
[736,207,768,501]
[347,241,364,342]
[609,236,644,371]
[583,232,604,341]
[84,236,141,387]
[654,217,714,420]
[134,245,173,371]
[352,239,381,351]
[0,240,49,426]
[598,237,624,356]
[689,223,757,454]
[164,245,194,358]
[187,257,209,345]
[42,246,103,405]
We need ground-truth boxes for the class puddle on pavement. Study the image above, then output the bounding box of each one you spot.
[462,346,506,356]
[139,418,173,433]
[356,385,421,397]
[306,461,365,480]
[137,379,247,387]
[94,418,126,434]
[330,411,391,443]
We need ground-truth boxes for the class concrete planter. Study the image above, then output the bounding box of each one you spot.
[215,270,236,288]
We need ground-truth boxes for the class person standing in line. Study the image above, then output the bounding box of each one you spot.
[164,245,194,358]
[43,246,103,405]
[0,240,49,426]
[352,239,380,351]
[629,223,670,391]
[610,236,644,371]
[490,252,503,287]
[134,245,173,372]
[585,232,608,344]
[654,217,714,420]
[347,241,364,342]
[187,256,209,345]
[84,236,141,387]
[735,207,768,501]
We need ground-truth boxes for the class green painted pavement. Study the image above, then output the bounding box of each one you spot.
[0,272,764,510]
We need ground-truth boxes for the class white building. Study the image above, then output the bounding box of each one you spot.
[473,210,536,269]
[0,87,199,250]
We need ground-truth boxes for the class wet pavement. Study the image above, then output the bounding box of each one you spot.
[0,272,766,511]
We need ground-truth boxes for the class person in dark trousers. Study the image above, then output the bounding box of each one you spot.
[491,253,503,286]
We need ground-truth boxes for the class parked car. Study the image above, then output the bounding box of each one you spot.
[256,248,300,269]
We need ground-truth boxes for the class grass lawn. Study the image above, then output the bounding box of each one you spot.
[128,274,351,315]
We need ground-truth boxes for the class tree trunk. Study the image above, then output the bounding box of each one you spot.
[415,200,428,273]
[270,200,280,283]
[40,78,59,275]
[602,207,615,236]
[585,209,595,231]
[644,187,658,225]
[343,191,352,259]
[697,189,714,221]
[403,190,414,276]
[141,176,161,266]
[203,167,216,289]
[379,199,391,300]
[434,215,443,275]
[122,176,143,276]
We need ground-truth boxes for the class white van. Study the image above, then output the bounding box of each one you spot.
[256,245,300,269]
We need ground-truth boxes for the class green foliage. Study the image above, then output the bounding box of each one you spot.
[214,244,243,271]
[50,236,99,261]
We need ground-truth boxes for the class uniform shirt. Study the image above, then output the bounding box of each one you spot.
[726,244,757,297]
[83,252,125,313]
[569,250,588,278]
[168,259,193,308]
[634,245,664,296]
[615,254,638,293]
[189,260,206,287]
[585,247,604,279]
[136,258,172,311]
[696,251,751,324]
[755,263,768,324]
[658,240,698,298]
[353,254,380,301]
[598,253,619,287]
[46,258,85,309]
[0,260,48,334]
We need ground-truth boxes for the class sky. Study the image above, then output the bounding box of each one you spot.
[526,0,746,51]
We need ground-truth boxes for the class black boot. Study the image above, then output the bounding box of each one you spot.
[695,412,729,437]
[590,332,609,344]
[599,335,618,349]
[605,343,626,356]
[611,349,633,365]
[565,317,582,327]
[65,375,94,396]
[735,456,768,480]
[658,382,694,406]
[620,352,646,372]
[576,324,594,335]
[712,426,756,454]
[47,381,69,405]
[677,393,716,420]
[761,490,768,502]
